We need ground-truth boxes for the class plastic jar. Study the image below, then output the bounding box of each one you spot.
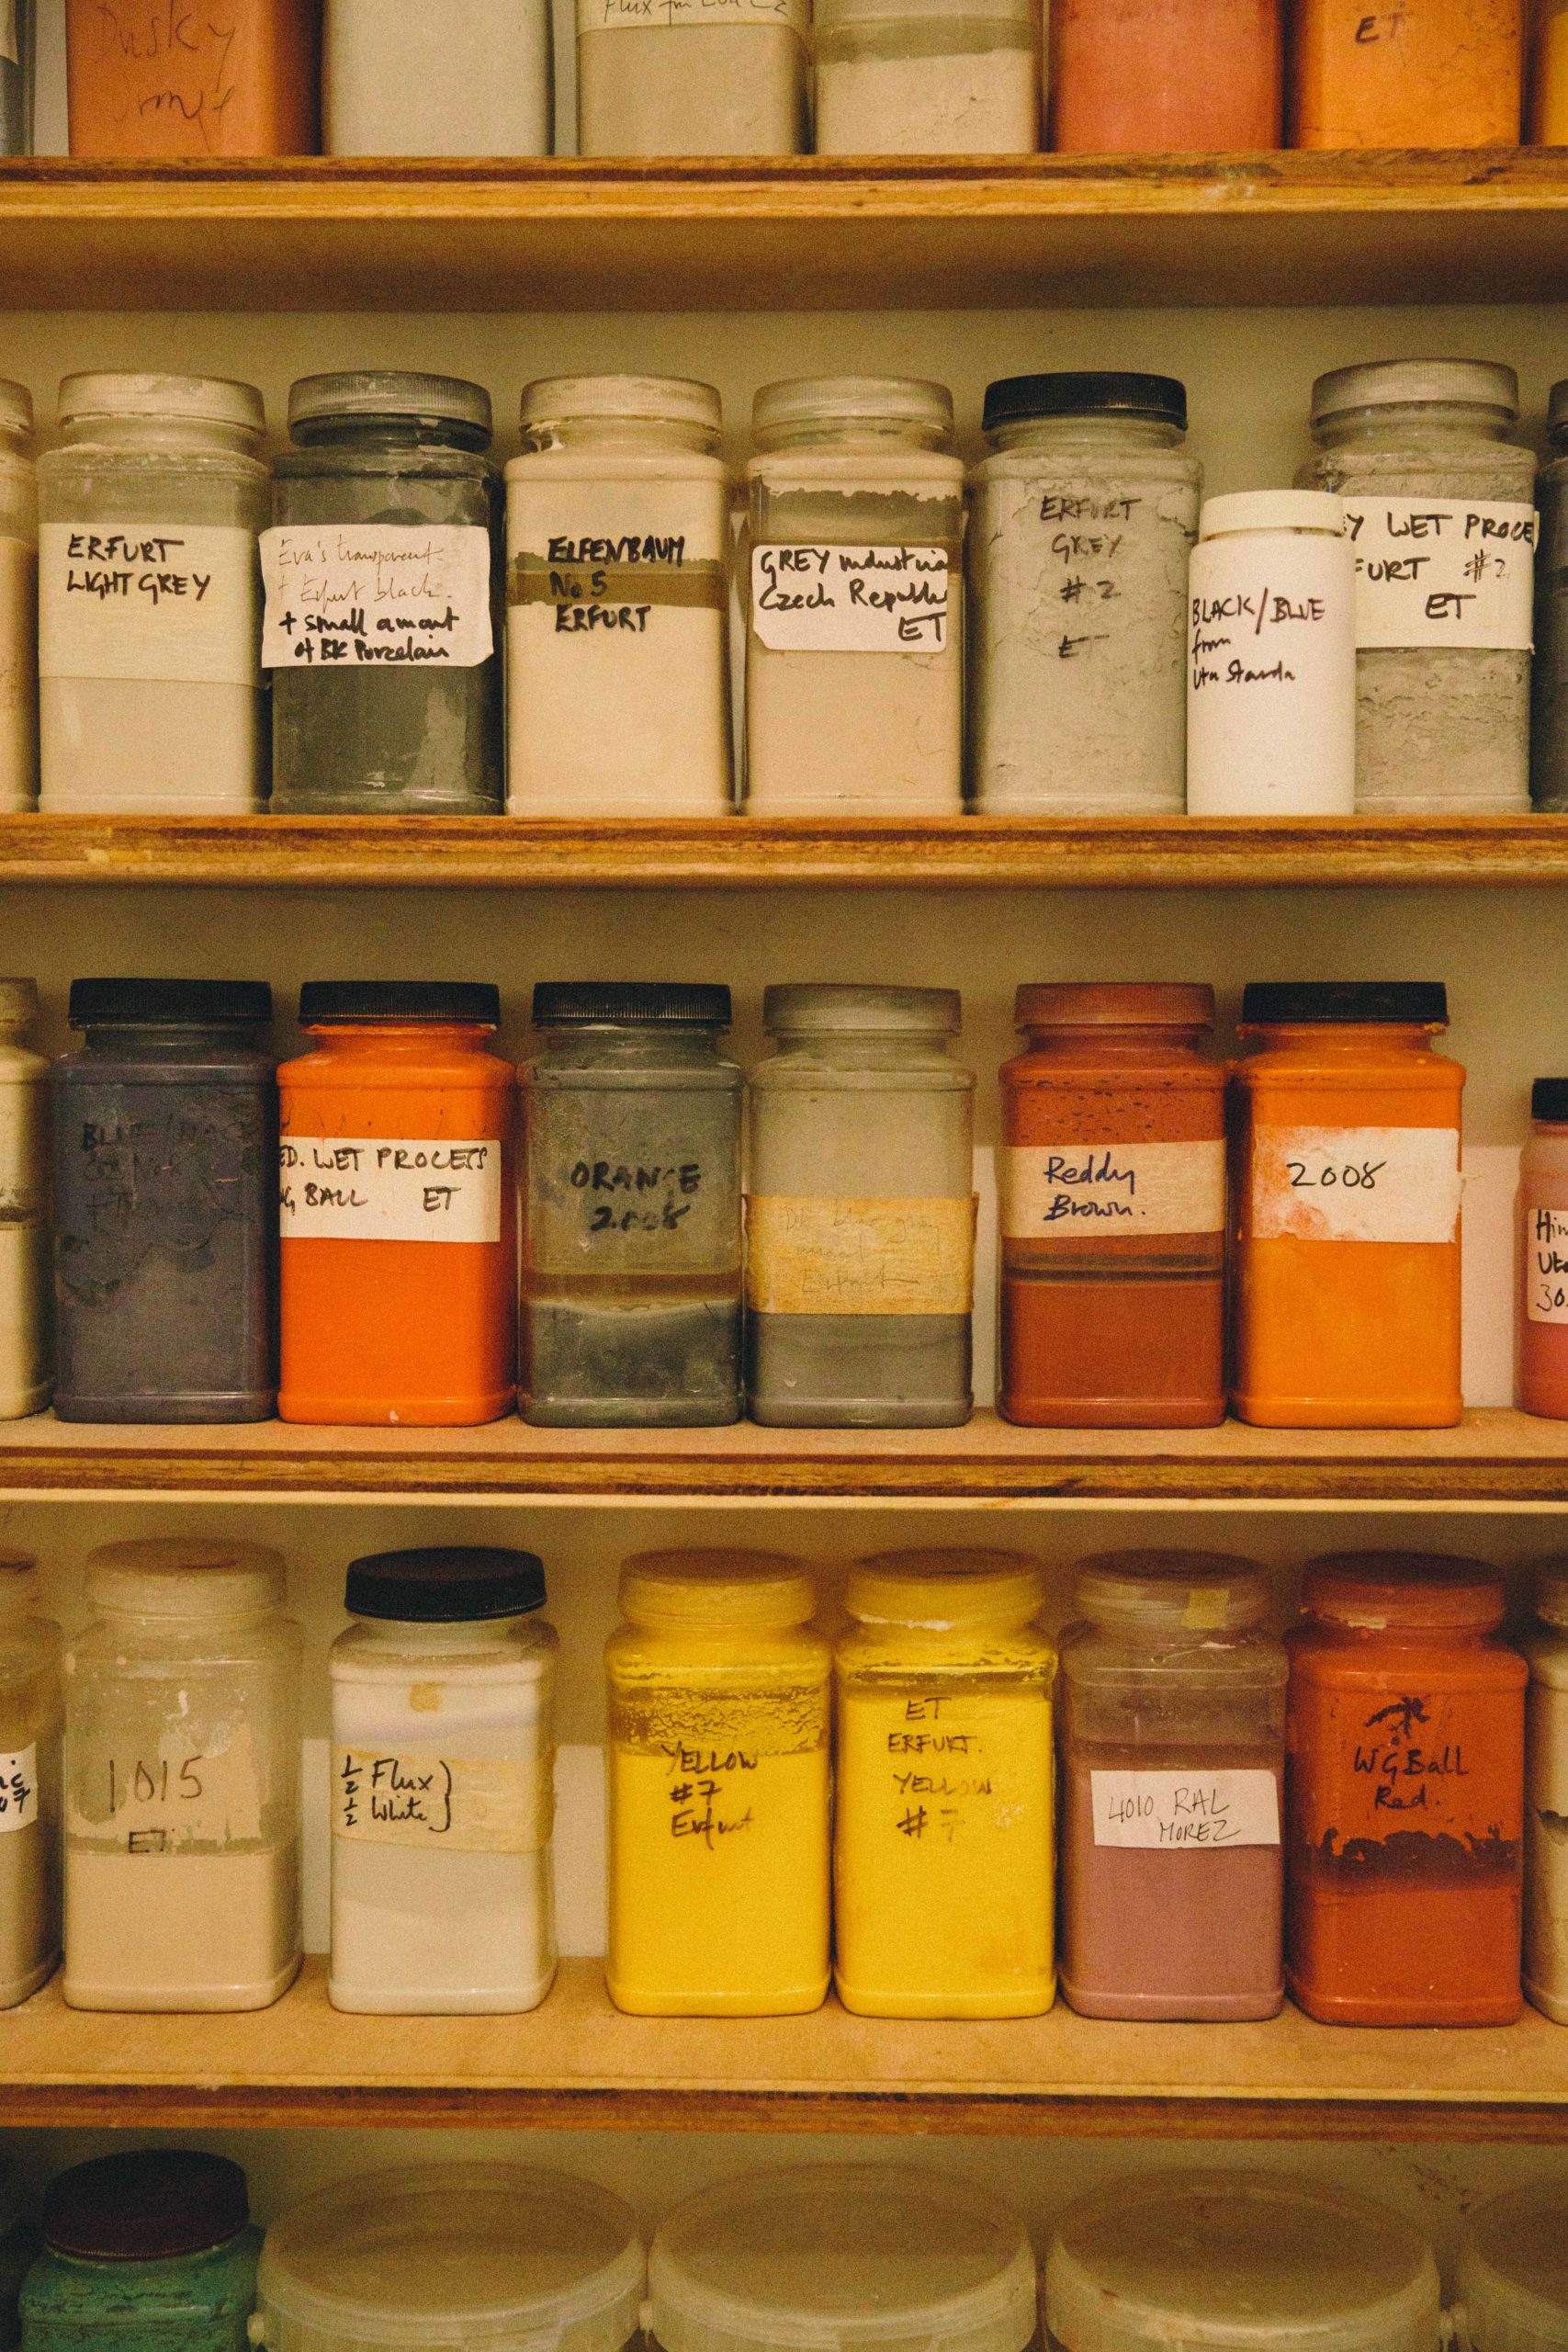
[1519,1080,1568,1419]
[1051,0,1280,148]
[1531,381,1568,812]
[62,1538,301,2013]
[266,372,502,817]
[747,984,976,1429]
[1301,359,1535,814]
[970,373,1200,814]
[1457,2186,1568,2352]
[0,383,35,812]
[51,978,277,1425]
[815,0,1040,157]
[576,0,807,153]
[0,980,48,1420]
[278,981,515,1427]
[65,0,318,154]
[523,983,742,1426]
[22,2153,259,2352]
[323,0,550,154]
[0,1553,61,2007]
[1292,0,1520,146]
[1045,2173,1440,2352]
[998,982,1224,1428]
[38,374,267,816]
[1524,1561,1568,2021]
[1231,981,1464,1430]
[1186,490,1356,817]
[606,1548,829,2016]
[255,2165,642,2352]
[329,1546,557,2015]
[506,377,732,818]
[1286,1549,1526,2027]
[1057,1549,1285,2021]
[834,1548,1055,2016]
[744,377,964,816]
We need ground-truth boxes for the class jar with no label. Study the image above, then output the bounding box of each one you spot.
[0,1552,61,2010]
[814,0,1041,154]
[22,2152,260,2352]
[0,979,49,1420]
[1051,0,1280,148]
[1457,2188,1568,2352]
[0,383,36,813]
[323,0,551,155]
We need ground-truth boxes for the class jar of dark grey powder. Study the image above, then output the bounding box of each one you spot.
[1534,379,1568,812]
[266,372,502,817]
[51,978,276,1424]
[1303,357,1535,814]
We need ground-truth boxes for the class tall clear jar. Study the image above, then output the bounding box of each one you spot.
[744,378,964,816]
[38,374,267,816]
[814,0,1041,156]
[266,372,502,816]
[576,0,807,154]
[506,378,732,818]
[522,984,742,1426]
[1301,359,1535,814]
[0,980,49,1420]
[969,372,1199,814]
[322,0,551,154]
[1532,381,1568,811]
[0,1552,61,2008]
[0,383,36,812]
[62,1538,301,2013]
[747,984,975,1428]
[1524,1559,1568,2022]
[1057,1549,1286,2022]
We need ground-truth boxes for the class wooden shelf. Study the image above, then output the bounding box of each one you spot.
[4,152,1568,311]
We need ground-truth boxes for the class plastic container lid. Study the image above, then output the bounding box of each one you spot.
[752,376,953,440]
[532,983,732,1028]
[1301,1551,1505,1634]
[1199,491,1346,538]
[1310,358,1519,425]
[0,381,32,437]
[0,978,37,1024]
[86,1537,285,1621]
[345,1546,547,1623]
[288,371,491,437]
[57,372,265,435]
[983,372,1187,433]
[1074,1550,1271,1635]
[299,981,501,1028]
[762,984,961,1035]
[1533,1080,1568,1124]
[1536,1560,1568,1632]
[520,376,721,434]
[649,2164,1036,2352]
[620,1549,816,1631]
[1046,2173,1439,2352]
[1014,982,1214,1030]
[1457,2185,1568,2352]
[848,1548,1043,1630]
[44,2151,249,2262]
[256,2165,643,2352]
[1240,981,1448,1028]
[68,978,273,1030]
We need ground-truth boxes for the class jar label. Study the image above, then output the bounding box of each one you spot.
[1344,498,1536,651]
[580,0,807,32]
[68,1735,264,1849]
[1527,1204,1568,1324]
[0,1746,38,1834]
[509,548,727,621]
[333,1747,553,1853]
[1250,1125,1461,1245]
[1293,1684,1522,1866]
[259,525,493,670]
[280,1136,502,1245]
[750,545,953,654]
[745,1194,975,1315]
[39,524,259,686]
[1090,1768,1280,1849]
[1000,1139,1224,1238]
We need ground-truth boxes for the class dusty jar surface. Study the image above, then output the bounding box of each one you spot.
[322,0,550,154]
[576,0,808,153]
[814,0,1041,153]
[23,2151,260,2352]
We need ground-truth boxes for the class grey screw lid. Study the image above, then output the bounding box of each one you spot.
[1311,358,1519,425]
[289,371,492,436]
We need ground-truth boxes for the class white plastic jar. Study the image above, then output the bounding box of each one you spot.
[38,374,267,816]
[576,0,807,153]
[745,376,964,816]
[0,1551,61,2009]
[328,1544,558,2015]
[1525,1560,1568,2021]
[0,383,36,814]
[0,978,48,1421]
[815,0,1041,150]
[506,377,732,818]
[1456,2186,1568,2352]
[322,0,551,154]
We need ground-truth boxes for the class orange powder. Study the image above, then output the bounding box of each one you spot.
[66,0,321,158]
[1052,0,1281,152]
[1292,0,1521,148]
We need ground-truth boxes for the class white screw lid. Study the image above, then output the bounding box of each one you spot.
[752,376,953,439]
[1199,491,1346,539]
[0,381,32,438]
[1311,358,1518,424]
[86,1537,285,1621]
[57,373,265,435]
[519,375,721,433]
[1456,2186,1568,2352]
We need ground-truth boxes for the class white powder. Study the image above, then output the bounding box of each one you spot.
[816,45,1038,152]
[324,0,550,155]
[63,1847,300,2011]
[577,24,807,153]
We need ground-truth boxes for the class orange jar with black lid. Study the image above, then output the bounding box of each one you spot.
[998,984,1224,1429]
[277,981,514,1427]
[1286,1551,1525,2028]
[1232,981,1463,1430]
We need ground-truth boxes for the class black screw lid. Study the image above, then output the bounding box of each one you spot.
[43,2152,249,2262]
[68,978,272,1030]
[1241,981,1449,1027]
[299,981,501,1027]
[1535,1080,1568,1122]
[983,371,1188,433]
[345,1545,547,1623]
[532,982,732,1027]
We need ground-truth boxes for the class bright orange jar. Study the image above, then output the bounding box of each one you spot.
[1231,981,1463,1429]
[1291,0,1521,149]
[277,982,515,1427]
[1286,1552,1525,2028]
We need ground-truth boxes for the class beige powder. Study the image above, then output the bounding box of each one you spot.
[63,1846,300,2011]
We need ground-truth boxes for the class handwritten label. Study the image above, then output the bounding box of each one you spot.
[0,1747,37,1833]
[508,537,726,631]
[68,1736,262,1850]
[1187,527,1356,814]
[658,1744,759,1847]
[1000,1140,1224,1238]
[39,524,257,686]
[1528,1204,1568,1324]
[72,0,253,153]
[1344,498,1536,650]
[862,1690,1053,1863]
[1090,1769,1280,1849]
[1028,485,1196,667]
[568,1155,706,1237]
[260,526,491,670]
[745,1194,975,1315]
[279,1136,501,1245]
[1251,1125,1461,1246]
[61,1097,265,1306]
[580,0,807,30]
[333,1748,551,1853]
[750,544,951,653]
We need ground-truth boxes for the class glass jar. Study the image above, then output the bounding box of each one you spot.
[748,984,974,1427]
[744,378,964,816]
[1186,490,1356,817]
[1301,359,1535,814]
[1458,2187,1568,2352]
[0,383,35,812]
[1524,1561,1568,2021]
[814,0,1039,157]
[1531,382,1568,812]
[606,1548,829,2016]
[65,0,318,154]
[1292,0,1520,146]
[576,0,808,154]
[22,2153,260,2352]
[0,980,49,1420]
[1051,0,1280,148]
[998,983,1224,1428]
[522,984,742,1427]
[1232,981,1464,1430]
[0,3,30,154]
[256,2165,643,2352]
[278,981,515,1427]
[323,0,550,154]
[505,378,732,818]
[0,1552,61,2008]
[62,1538,301,2013]
[834,1548,1055,2017]
[38,374,267,816]
[51,978,277,1425]
[1057,1549,1286,2021]
[1518,1081,1568,1419]
[266,372,502,816]
[970,373,1200,814]
[1286,1550,1526,2027]
[329,1547,557,2015]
